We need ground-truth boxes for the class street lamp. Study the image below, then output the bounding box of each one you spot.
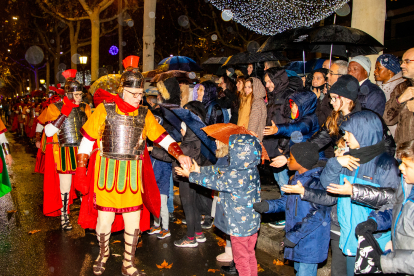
[79,56,88,85]
[40,79,45,85]
[26,87,30,92]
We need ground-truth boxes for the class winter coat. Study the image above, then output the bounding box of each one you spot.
[315,94,332,130]
[263,70,291,158]
[237,92,253,129]
[320,111,400,256]
[358,79,386,115]
[189,134,262,237]
[205,101,228,126]
[150,156,172,195]
[265,167,331,263]
[370,178,414,275]
[217,88,239,124]
[275,91,319,148]
[383,79,414,145]
[248,77,267,141]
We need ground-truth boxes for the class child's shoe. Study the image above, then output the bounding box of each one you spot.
[268,220,286,229]
[195,232,206,243]
[174,236,198,247]
[216,246,233,262]
[221,261,238,275]
[148,226,161,235]
[156,229,171,239]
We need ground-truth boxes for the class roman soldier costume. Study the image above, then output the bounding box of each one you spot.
[42,69,91,230]
[0,118,12,198]
[75,56,187,276]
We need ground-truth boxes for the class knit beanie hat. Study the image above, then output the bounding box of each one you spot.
[290,142,320,170]
[377,54,401,74]
[349,55,371,74]
[329,75,359,101]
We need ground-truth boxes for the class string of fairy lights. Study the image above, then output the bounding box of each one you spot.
[208,0,350,35]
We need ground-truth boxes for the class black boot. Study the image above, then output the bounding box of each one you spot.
[221,261,238,275]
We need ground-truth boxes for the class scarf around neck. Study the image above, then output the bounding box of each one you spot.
[348,140,386,164]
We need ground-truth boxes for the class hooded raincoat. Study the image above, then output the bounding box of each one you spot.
[320,111,399,256]
[275,91,319,148]
[189,134,262,237]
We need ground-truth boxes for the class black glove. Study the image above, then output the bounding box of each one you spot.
[354,230,383,274]
[355,219,377,236]
[253,201,269,213]
[283,237,296,248]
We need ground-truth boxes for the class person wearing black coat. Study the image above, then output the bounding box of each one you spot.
[217,75,239,124]
[201,81,226,125]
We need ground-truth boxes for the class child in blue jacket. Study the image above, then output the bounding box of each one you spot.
[253,142,331,276]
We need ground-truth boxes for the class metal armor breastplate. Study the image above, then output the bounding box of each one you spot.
[101,102,148,160]
[55,102,87,147]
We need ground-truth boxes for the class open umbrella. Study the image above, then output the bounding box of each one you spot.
[248,51,289,64]
[202,57,228,74]
[158,56,203,72]
[292,25,384,58]
[150,70,199,83]
[222,52,250,66]
[202,123,269,162]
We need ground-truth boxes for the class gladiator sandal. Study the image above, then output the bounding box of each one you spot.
[122,229,146,276]
[60,192,73,231]
[93,232,111,275]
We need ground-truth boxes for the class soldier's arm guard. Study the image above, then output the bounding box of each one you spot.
[167,142,184,159]
[77,153,89,168]
[52,114,67,129]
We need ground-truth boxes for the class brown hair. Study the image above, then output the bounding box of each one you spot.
[239,78,253,112]
[397,140,414,160]
[325,97,356,136]
[215,140,229,158]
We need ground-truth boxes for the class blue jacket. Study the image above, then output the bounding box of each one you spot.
[189,134,262,237]
[358,79,386,116]
[266,167,331,263]
[321,111,399,256]
[150,156,172,195]
[276,91,319,146]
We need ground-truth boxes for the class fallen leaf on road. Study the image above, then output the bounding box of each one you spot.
[111,240,121,244]
[156,260,173,269]
[207,269,220,273]
[112,254,121,257]
[137,240,143,248]
[285,260,289,265]
[257,264,264,272]
[28,230,41,234]
[215,236,226,247]
[7,210,17,214]
[273,259,284,266]
[174,219,182,224]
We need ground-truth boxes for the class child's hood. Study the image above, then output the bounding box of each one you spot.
[228,134,262,170]
[340,110,383,148]
[289,91,317,120]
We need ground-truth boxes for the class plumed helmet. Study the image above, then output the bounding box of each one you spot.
[62,69,83,96]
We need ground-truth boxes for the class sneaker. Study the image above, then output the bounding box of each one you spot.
[174,236,198,248]
[156,229,171,239]
[148,226,161,235]
[201,217,214,229]
[195,233,206,243]
[221,261,238,275]
[169,212,177,223]
[268,220,286,229]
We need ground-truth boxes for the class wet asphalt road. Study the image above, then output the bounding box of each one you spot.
[0,130,293,276]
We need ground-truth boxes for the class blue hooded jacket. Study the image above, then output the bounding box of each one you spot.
[321,110,399,256]
[275,91,319,146]
[265,167,331,263]
[189,134,262,237]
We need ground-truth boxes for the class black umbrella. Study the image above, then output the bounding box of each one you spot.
[222,52,250,66]
[248,51,289,63]
[257,27,311,52]
[293,25,384,57]
[202,57,228,74]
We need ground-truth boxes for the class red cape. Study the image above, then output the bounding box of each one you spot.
[34,148,45,174]
[11,116,18,132]
[78,144,158,233]
[43,137,77,217]
[27,116,39,138]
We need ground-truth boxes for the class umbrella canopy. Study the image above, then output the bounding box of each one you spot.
[202,57,228,65]
[202,57,228,74]
[257,27,310,52]
[222,52,250,66]
[248,51,289,64]
[158,56,203,72]
[293,25,384,57]
[171,108,217,163]
[202,123,269,162]
[150,70,199,83]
